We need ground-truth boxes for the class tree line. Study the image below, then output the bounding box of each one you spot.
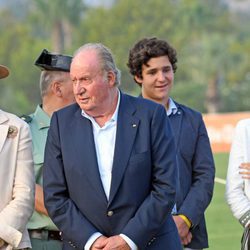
[0,0,249,115]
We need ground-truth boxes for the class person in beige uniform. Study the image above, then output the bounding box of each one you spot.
[0,64,35,249]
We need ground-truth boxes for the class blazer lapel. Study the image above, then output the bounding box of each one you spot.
[108,94,139,205]
[72,109,107,202]
[168,102,184,206]
[0,111,9,153]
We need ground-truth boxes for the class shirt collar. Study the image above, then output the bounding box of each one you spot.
[33,104,51,129]
[166,98,178,116]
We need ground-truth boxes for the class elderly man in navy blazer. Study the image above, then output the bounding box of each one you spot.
[43,43,182,250]
[127,37,215,250]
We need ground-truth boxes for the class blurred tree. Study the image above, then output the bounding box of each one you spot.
[31,0,85,52]
[0,7,44,114]
[170,0,234,113]
[79,0,177,93]
[0,0,86,114]
[0,0,249,114]
[79,0,249,113]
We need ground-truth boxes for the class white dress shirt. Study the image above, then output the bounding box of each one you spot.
[167,97,178,117]
[82,92,137,250]
[167,98,178,214]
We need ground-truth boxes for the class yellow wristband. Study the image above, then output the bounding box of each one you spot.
[179,214,192,228]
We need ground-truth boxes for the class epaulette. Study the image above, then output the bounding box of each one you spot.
[20,115,32,123]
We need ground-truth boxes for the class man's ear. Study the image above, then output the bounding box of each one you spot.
[134,75,143,86]
[107,71,116,87]
[51,81,62,97]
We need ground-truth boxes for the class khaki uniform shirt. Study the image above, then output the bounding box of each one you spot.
[27,105,57,231]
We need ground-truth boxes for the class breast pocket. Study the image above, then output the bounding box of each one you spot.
[126,151,151,188]
[128,151,150,165]
[33,153,44,182]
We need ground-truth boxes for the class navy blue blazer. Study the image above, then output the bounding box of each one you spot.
[170,101,215,249]
[43,92,182,250]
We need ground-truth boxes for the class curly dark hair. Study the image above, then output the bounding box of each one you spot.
[127,37,177,84]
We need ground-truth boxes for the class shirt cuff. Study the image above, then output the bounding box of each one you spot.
[240,210,250,228]
[171,203,177,214]
[84,232,102,250]
[120,234,138,250]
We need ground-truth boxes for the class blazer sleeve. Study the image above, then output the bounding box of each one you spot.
[0,122,35,247]
[226,120,250,227]
[43,113,98,249]
[121,104,177,248]
[177,113,215,227]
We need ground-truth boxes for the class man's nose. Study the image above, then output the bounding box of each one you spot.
[75,82,86,94]
[158,71,166,81]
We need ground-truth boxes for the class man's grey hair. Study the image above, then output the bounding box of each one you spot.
[73,43,121,86]
[39,71,68,98]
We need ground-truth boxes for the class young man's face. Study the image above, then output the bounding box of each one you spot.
[135,56,174,104]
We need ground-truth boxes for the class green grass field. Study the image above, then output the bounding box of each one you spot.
[206,153,242,249]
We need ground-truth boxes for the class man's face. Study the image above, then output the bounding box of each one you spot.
[70,50,112,117]
[135,56,174,104]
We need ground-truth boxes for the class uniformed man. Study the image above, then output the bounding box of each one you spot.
[24,49,75,250]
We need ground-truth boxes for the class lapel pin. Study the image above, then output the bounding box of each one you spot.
[132,124,137,128]
[7,125,18,138]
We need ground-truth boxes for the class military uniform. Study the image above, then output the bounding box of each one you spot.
[23,48,72,250]
[25,105,62,250]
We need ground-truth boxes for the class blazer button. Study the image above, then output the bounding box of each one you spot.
[107,210,114,217]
